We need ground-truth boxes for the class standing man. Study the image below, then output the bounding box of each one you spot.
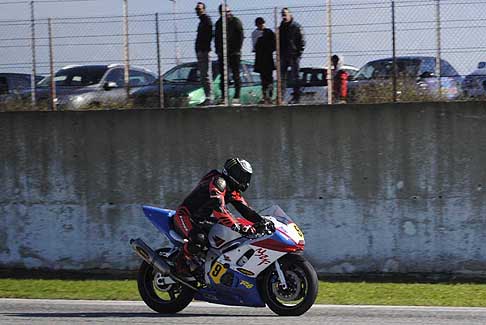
[252,17,275,105]
[195,2,213,106]
[279,7,305,104]
[215,4,244,106]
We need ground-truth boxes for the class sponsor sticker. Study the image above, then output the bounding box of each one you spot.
[255,248,271,266]
[239,280,254,289]
[237,268,255,276]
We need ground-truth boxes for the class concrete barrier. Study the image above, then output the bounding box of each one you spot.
[1,102,486,279]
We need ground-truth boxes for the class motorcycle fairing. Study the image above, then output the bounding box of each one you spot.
[142,206,183,245]
[194,269,265,307]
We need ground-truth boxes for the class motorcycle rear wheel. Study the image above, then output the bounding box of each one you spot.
[261,254,318,316]
[137,249,195,314]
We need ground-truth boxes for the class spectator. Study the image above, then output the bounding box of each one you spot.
[279,7,305,104]
[215,4,244,106]
[252,17,275,105]
[195,2,213,106]
[331,54,349,104]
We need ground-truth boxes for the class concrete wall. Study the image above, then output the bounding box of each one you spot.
[1,102,486,278]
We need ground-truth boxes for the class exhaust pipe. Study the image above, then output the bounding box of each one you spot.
[130,238,171,275]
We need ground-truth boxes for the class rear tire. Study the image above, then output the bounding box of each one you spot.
[261,254,318,316]
[137,248,195,314]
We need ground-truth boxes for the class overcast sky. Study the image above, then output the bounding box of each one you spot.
[0,0,484,76]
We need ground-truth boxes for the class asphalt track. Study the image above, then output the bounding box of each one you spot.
[1,299,486,324]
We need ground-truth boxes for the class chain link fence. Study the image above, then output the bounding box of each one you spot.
[1,0,486,110]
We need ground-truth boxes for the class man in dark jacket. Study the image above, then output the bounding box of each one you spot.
[252,17,276,105]
[279,8,305,104]
[195,2,213,106]
[215,4,244,106]
[173,158,263,275]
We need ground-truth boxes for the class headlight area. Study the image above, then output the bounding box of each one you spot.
[187,88,206,106]
[67,95,88,109]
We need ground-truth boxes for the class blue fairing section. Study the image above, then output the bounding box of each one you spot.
[194,271,265,307]
[142,206,180,245]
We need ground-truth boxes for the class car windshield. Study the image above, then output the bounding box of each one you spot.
[355,59,422,80]
[164,65,200,83]
[37,66,108,87]
[163,63,220,83]
[258,205,295,225]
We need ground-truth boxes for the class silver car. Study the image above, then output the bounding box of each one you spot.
[35,64,156,109]
[285,65,358,104]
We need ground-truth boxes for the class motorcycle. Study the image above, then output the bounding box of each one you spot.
[130,205,318,316]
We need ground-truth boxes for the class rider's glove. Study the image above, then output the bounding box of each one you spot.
[254,219,275,234]
[240,225,257,237]
[265,220,276,233]
[231,223,241,233]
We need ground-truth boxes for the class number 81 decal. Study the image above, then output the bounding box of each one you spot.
[293,224,304,239]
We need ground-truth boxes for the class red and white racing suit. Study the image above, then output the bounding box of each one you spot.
[173,170,261,261]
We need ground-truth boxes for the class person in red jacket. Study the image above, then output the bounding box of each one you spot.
[331,54,349,104]
[173,158,262,274]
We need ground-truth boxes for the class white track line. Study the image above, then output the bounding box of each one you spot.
[2,299,486,312]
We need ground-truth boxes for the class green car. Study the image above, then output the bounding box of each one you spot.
[132,60,264,107]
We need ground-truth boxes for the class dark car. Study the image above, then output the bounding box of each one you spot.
[0,73,43,104]
[132,61,263,107]
[462,62,486,98]
[348,56,462,103]
[20,64,156,109]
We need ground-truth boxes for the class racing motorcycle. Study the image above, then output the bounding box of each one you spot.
[130,205,318,316]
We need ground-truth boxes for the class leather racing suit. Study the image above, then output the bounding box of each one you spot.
[173,169,262,263]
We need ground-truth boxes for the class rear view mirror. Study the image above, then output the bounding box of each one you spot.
[478,62,486,69]
[419,71,435,79]
[103,81,118,90]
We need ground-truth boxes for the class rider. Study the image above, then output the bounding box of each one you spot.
[173,158,263,274]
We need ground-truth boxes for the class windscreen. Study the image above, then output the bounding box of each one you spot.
[258,205,295,225]
[37,66,108,87]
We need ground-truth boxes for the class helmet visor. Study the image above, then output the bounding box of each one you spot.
[240,171,251,186]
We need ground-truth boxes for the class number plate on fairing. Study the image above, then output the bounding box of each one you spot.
[209,262,227,284]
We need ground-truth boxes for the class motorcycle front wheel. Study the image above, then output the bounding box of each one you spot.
[261,254,318,316]
[137,249,195,314]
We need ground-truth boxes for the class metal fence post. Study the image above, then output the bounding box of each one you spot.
[275,7,282,106]
[123,0,130,105]
[392,0,397,103]
[326,0,333,105]
[30,1,37,109]
[48,18,56,111]
[435,0,442,100]
[156,13,164,109]
[221,0,229,106]
[169,0,181,66]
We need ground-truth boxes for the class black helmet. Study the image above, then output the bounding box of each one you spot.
[222,158,253,192]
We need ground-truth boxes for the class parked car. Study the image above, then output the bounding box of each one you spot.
[17,64,156,109]
[462,62,486,98]
[0,73,43,104]
[348,56,462,103]
[285,65,358,104]
[133,60,264,107]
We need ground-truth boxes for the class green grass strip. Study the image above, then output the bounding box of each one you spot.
[1,279,486,307]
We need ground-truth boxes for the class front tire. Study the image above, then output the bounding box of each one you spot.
[137,249,195,314]
[261,254,318,316]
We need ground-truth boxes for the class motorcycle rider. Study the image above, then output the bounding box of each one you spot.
[173,158,263,274]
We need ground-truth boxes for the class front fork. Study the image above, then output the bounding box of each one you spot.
[274,260,288,289]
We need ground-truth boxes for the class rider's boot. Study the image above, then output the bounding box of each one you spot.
[174,252,192,277]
